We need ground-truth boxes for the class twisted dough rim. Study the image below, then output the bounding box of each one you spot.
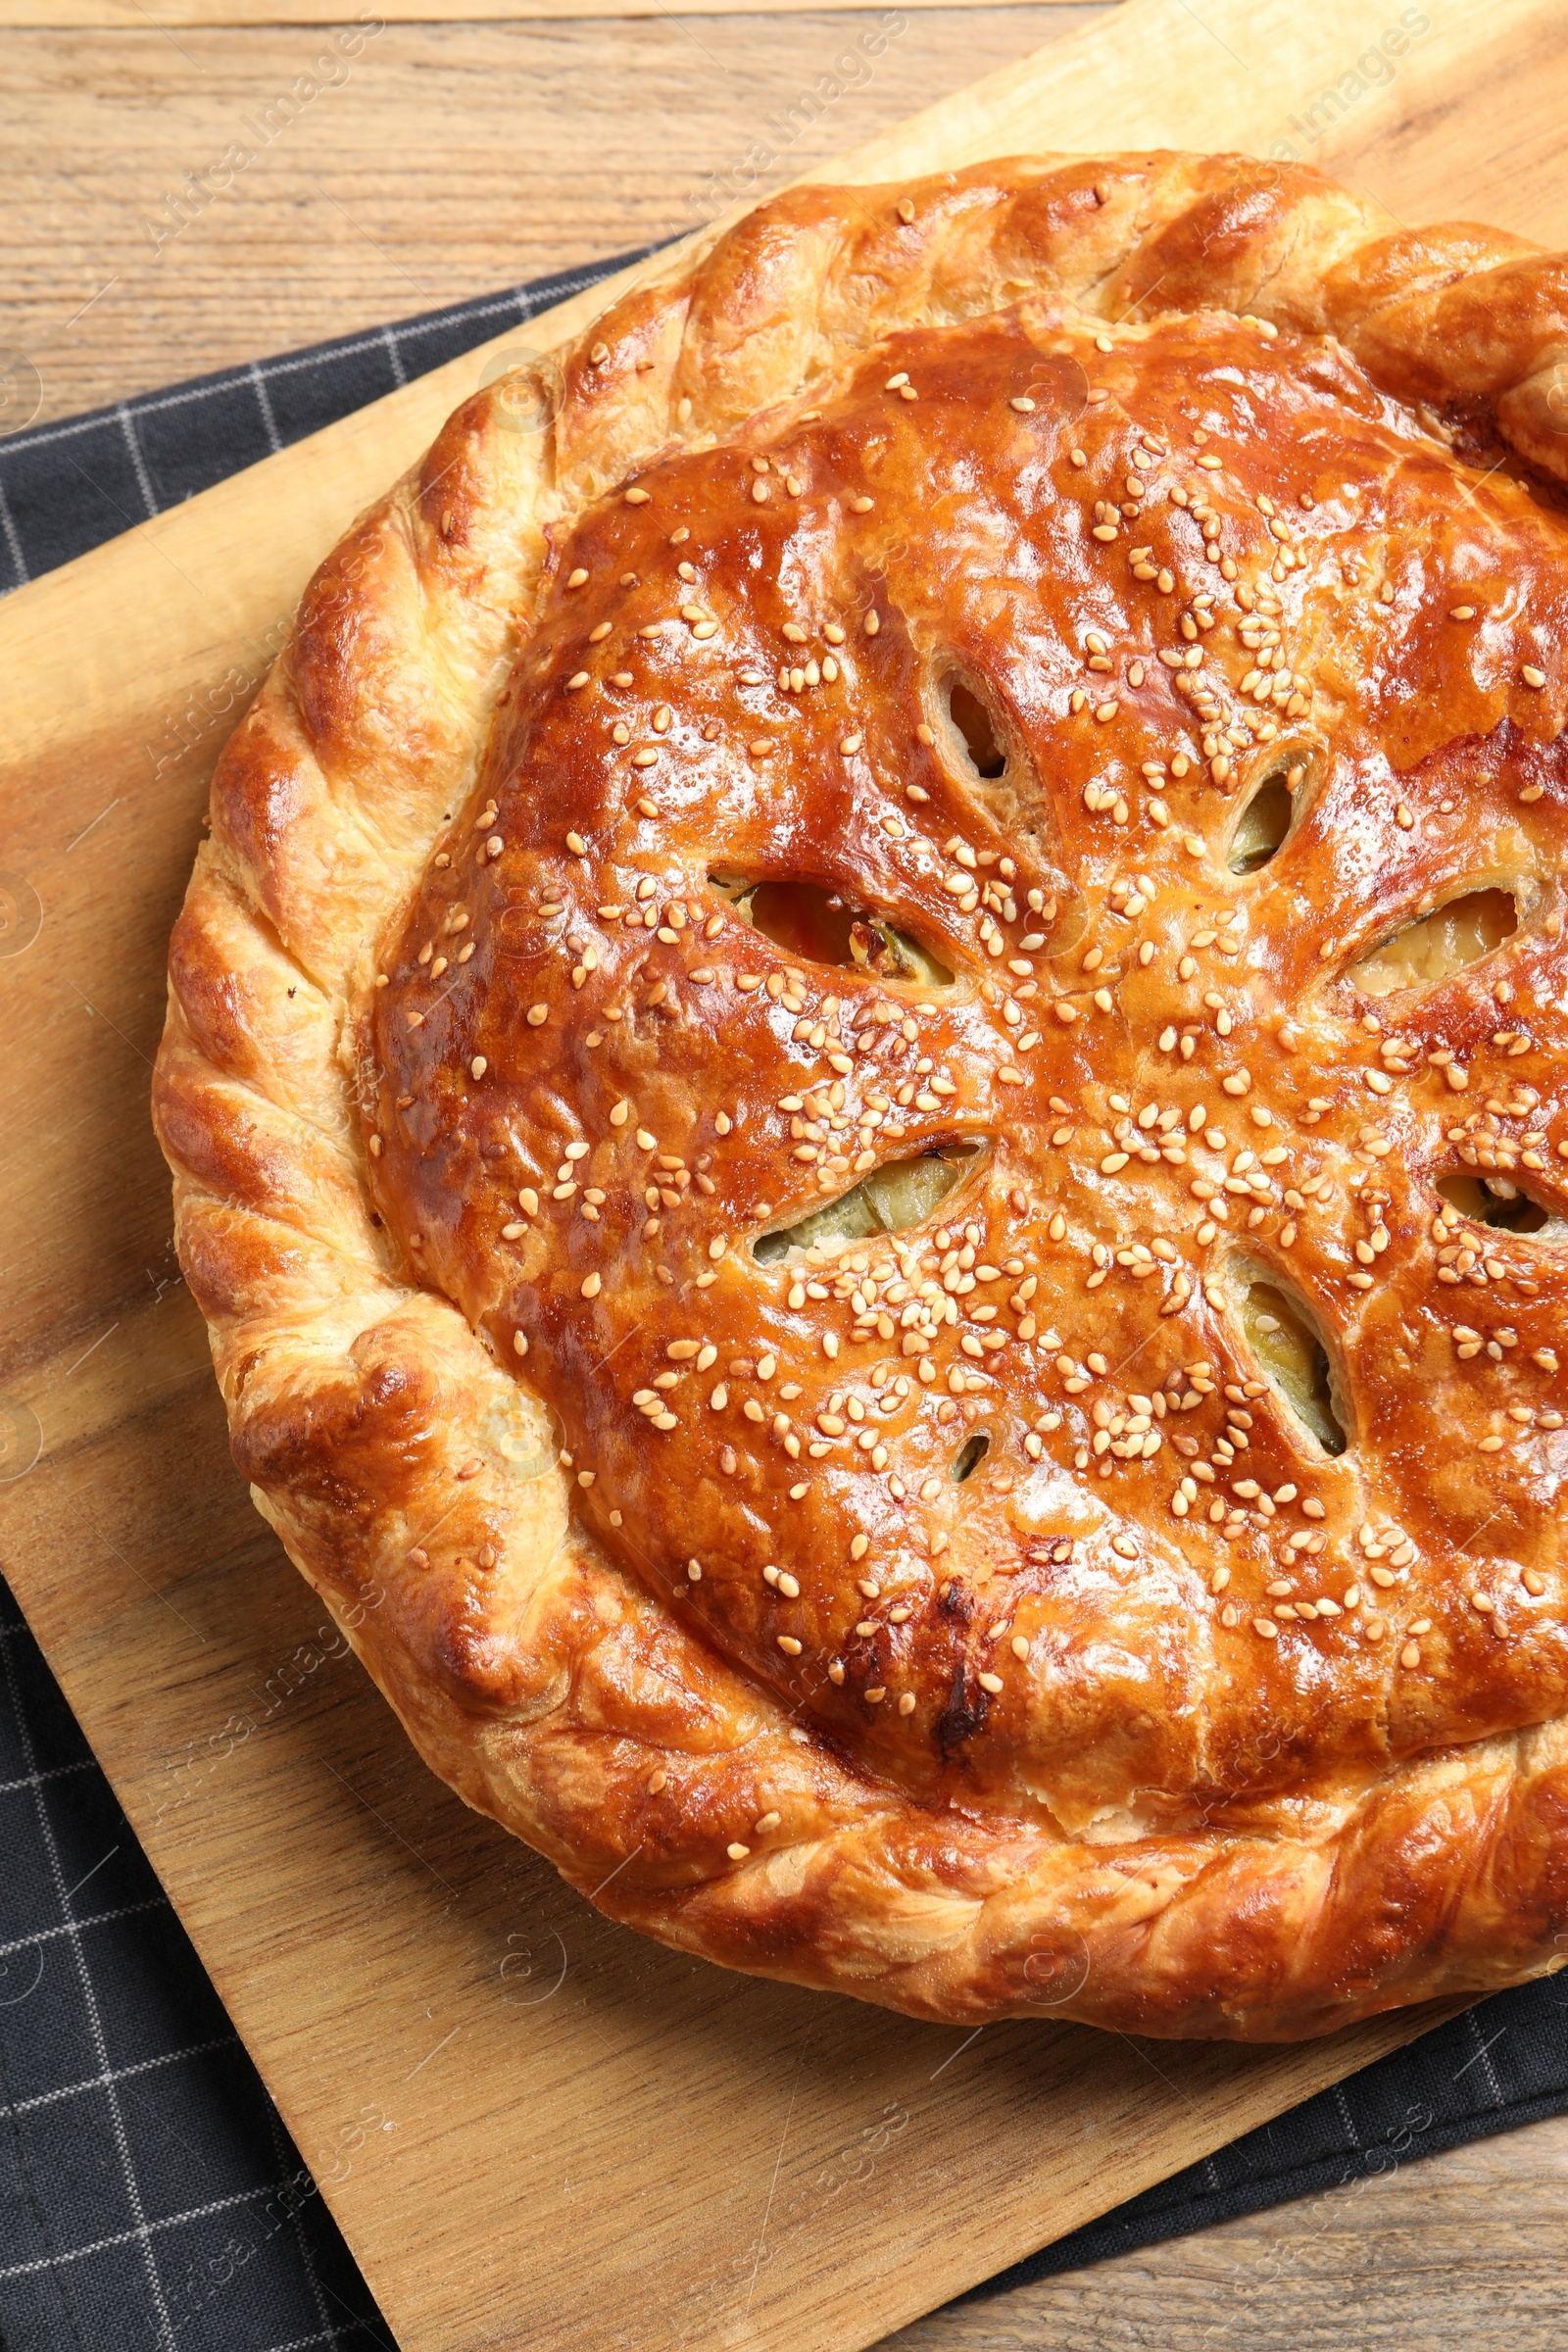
[154,150,1568,2039]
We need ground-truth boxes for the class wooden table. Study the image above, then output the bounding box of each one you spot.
[5,8,1568,2346]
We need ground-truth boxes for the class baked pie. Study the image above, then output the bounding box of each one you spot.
[155,153,1568,2039]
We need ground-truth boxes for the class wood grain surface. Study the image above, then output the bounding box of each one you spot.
[882,2110,1568,2350]
[5,6,1103,428]
[3,3,1568,2347]
[4,0,1096,23]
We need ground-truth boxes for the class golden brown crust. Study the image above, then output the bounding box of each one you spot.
[155,153,1568,2038]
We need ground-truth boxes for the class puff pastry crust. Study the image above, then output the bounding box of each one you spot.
[155,153,1568,2039]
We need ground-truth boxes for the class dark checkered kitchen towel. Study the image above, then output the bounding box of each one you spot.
[4,260,1568,2351]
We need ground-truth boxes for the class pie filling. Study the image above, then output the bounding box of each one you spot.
[1235,1272,1348,1457]
[754,1142,985,1264]
[1227,761,1298,875]
[710,872,955,985]
[1354,886,1520,997]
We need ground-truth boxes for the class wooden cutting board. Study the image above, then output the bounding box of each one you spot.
[2,3,1566,2346]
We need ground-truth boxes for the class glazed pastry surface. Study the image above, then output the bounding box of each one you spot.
[156,154,1568,2037]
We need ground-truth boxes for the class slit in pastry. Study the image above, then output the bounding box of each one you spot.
[710,874,953,985]
[951,1431,990,1483]
[754,1140,984,1264]
[945,679,1006,780]
[1353,887,1517,998]
[1436,1171,1559,1237]
[1235,1272,1349,1455]
[1228,763,1298,874]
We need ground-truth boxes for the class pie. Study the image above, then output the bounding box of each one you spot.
[154,152,1568,2040]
